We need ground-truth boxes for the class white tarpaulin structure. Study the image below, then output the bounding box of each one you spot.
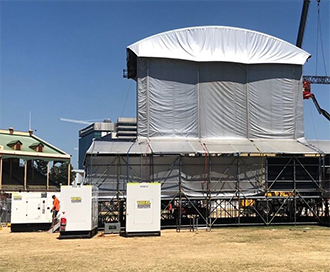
[84,26,326,201]
[127,26,311,140]
[83,27,329,227]
[307,140,330,154]
[85,138,321,199]
[127,26,310,64]
[86,138,319,156]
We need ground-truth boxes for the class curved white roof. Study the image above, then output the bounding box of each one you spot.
[127,26,311,65]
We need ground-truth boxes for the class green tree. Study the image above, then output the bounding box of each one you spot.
[50,162,76,185]
[34,159,48,175]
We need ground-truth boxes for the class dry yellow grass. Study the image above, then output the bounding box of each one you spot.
[0,225,329,272]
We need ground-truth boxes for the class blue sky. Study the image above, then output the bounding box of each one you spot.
[1,0,329,169]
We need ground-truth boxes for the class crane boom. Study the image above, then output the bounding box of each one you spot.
[303,75,330,84]
[311,95,330,121]
[303,80,330,121]
[296,0,311,48]
[296,0,329,122]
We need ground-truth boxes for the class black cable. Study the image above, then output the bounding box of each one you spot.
[317,3,328,76]
[120,80,133,118]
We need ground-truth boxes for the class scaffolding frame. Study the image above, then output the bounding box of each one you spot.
[85,152,330,229]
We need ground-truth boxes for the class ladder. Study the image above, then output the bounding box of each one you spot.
[48,219,61,234]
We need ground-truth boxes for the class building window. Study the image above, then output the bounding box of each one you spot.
[29,142,44,152]
[15,142,22,150]
[7,140,23,151]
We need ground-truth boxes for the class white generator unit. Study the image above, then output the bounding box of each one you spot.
[59,185,98,239]
[126,182,161,236]
[11,192,59,232]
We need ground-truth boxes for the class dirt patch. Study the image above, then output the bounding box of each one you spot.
[0,226,329,272]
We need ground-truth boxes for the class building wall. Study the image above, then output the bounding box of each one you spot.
[79,131,103,169]
[78,120,137,169]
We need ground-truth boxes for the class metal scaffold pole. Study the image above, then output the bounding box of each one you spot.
[207,155,211,230]
[117,155,121,224]
[117,156,120,201]
[178,156,182,232]
[319,155,323,196]
[237,156,241,226]
[294,157,297,225]
[265,157,269,225]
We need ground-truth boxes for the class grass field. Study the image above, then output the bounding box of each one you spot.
[0,225,329,272]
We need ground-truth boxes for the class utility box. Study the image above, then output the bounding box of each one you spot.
[126,182,161,236]
[104,222,121,234]
[59,185,98,239]
[11,192,58,232]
